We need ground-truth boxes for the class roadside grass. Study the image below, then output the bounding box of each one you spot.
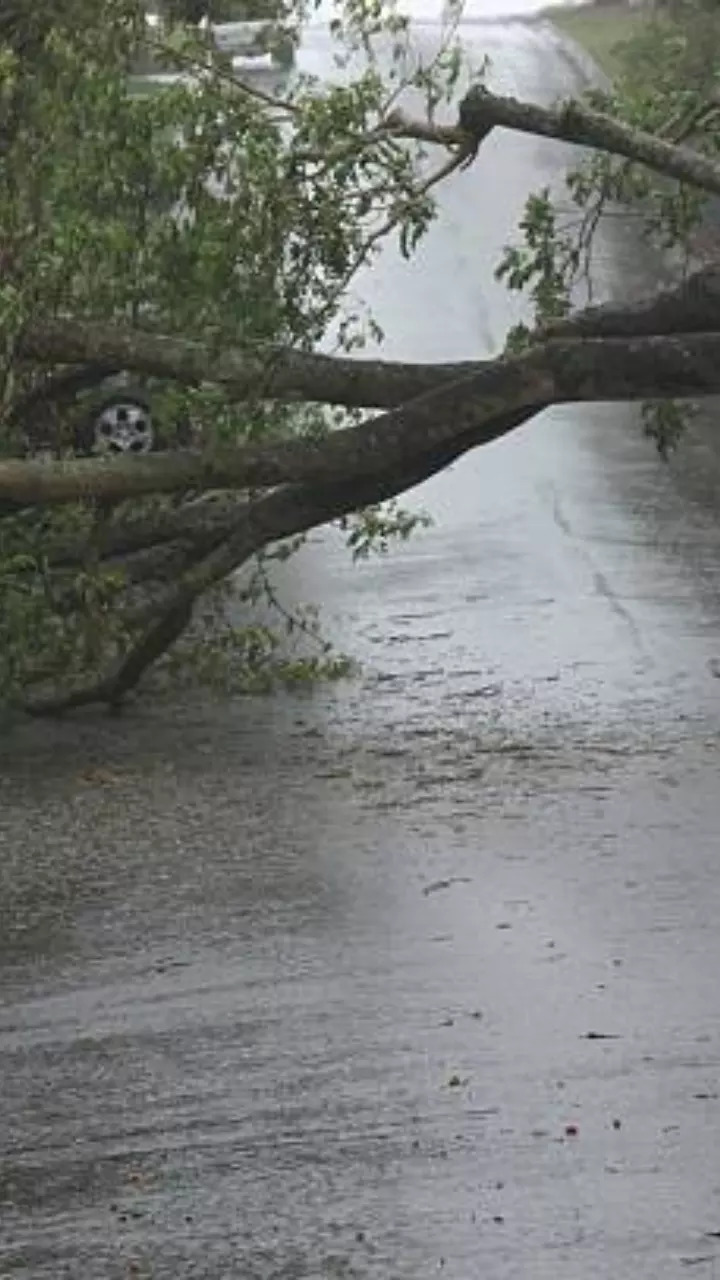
[547,3,647,78]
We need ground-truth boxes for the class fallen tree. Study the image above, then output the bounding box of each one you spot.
[3,0,720,715]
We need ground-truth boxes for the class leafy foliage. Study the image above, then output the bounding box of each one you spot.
[496,0,720,453]
[0,0,464,709]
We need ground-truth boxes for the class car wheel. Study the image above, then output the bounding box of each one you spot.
[83,393,156,456]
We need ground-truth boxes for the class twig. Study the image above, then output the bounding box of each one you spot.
[253,551,330,652]
[325,138,475,309]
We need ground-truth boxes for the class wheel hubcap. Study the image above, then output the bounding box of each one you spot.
[93,402,154,455]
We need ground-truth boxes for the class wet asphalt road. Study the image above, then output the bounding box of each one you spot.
[3,15,720,1280]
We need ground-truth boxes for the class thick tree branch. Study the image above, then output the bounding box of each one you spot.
[26,262,720,711]
[45,493,250,567]
[16,316,480,408]
[458,88,720,196]
[23,422,507,715]
[14,264,720,423]
[542,267,720,340]
[40,295,720,713]
[0,357,549,504]
[450,86,720,197]
[6,330,720,508]
[16,332,717,715]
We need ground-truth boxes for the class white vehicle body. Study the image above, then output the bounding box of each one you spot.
[212,20,275,56]
[143,14,283,72]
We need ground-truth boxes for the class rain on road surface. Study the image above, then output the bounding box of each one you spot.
[3,16,720,1280]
